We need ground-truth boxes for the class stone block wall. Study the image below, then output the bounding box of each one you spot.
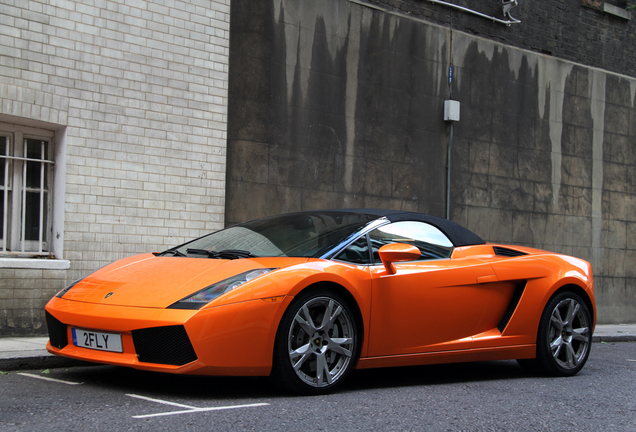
[364,0,636,79]
[448,34,636,323]
[227,0,636,323]
[0,0,230,335]
[227,0,451,226]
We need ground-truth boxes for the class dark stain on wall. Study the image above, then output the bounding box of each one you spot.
[366,0,636,79]
[226,0,636,322]
[227,0,451,225]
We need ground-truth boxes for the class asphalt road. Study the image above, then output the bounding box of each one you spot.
[1,341,634,432]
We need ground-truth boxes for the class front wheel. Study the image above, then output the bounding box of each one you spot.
[529,291,592,376]
[271,289,358,395]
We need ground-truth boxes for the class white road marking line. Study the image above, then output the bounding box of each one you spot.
[627,359,636,362]
[132,403,269,419]
[127,394,198,409]
[126,394,269,419]
[17,372,82,385]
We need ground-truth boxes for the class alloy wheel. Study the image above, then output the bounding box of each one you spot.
[547,297,590,370]
[286,296,355,388]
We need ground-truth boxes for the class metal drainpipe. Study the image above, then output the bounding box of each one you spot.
[446,121,453,220]
[446,12,454,220]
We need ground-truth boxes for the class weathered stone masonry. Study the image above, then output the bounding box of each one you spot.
[226,0,636,323]
[365,0,636,78]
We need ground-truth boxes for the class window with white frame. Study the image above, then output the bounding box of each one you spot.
[1,126,54,256]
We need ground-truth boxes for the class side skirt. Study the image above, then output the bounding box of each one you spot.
[355,344,536,370]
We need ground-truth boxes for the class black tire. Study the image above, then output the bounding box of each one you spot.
[271,288,358,395]
[527,290,592,377]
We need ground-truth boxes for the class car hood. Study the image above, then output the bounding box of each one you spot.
[61,253,309,308]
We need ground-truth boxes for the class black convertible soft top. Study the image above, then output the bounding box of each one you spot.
[330,208,486,247]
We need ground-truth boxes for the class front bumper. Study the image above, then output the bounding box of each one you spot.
[45,295,292,376]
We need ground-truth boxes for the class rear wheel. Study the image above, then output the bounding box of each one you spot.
[522,291,592,376]
[272,289,358,395]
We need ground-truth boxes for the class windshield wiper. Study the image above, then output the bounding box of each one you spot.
[185,249,258,259]
[157,249,187,257]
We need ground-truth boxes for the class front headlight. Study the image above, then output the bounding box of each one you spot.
[168,268,277,310]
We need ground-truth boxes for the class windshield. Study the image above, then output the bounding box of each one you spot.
[172,211,377,258]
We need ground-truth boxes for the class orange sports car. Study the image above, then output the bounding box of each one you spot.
[45,209,595,394]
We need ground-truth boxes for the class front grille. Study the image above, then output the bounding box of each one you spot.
[45,311,68,349]
[132,325,198,366]
[493,246,528,257]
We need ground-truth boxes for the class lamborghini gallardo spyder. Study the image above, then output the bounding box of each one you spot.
[45,209,595,394]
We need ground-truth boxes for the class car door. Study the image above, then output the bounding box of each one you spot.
[366,221,501,357]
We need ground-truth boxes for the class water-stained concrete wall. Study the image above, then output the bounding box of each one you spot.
[449,34,636,323]
[227,0,636,323]
[228,0,451,219]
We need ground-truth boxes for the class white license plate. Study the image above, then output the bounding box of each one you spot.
[72,328,123,353]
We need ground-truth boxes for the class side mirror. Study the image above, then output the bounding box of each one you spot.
[378,243,421,275]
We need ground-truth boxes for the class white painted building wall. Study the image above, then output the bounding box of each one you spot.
[0,0,231,335]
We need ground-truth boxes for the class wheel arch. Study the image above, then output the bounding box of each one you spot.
[548,283,596,330]
[282,281,366,363]
[270,280,366,394]
[526,283,595,376]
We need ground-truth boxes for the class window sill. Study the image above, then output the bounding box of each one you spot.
[581,0,632,20]
[0,258,71,270]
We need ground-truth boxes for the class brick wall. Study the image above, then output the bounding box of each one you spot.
[0,0,231,335]
[364,0,636,79]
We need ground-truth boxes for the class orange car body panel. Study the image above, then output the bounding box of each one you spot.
[45,242,595,376]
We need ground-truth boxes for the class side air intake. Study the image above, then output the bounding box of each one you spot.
[497,283,526,332]
[493,246,528,257]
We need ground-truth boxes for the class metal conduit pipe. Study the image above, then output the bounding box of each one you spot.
[446,121,453,220]
[428,0,521,26]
